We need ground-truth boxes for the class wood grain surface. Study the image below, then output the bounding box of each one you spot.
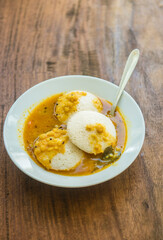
[0,0,163,239]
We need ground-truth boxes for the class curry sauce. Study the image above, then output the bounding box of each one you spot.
[23,93,127,176]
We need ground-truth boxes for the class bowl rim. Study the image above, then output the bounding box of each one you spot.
[3,75,145,188]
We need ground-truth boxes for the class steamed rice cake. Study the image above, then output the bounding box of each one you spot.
[55,91,103,123]
[34,128,83,171]
[67,111,116,155]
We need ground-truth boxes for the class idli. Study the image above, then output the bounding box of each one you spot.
[34,127,83,171]
[55,91,103,123]
[67,111,116,155]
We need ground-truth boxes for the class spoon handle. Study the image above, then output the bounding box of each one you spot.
[110,49,140,116]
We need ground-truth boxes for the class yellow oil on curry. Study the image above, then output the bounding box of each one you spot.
[23,93,127,176]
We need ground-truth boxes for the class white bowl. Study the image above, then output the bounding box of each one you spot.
[3,75,145,188]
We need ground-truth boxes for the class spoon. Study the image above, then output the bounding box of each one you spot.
[109,49,140,116]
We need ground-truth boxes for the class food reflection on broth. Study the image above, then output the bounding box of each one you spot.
[23,92,127,176]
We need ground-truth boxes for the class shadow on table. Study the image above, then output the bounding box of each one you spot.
[18,158,141,223]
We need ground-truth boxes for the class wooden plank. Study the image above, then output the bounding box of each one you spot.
[0,105,8,240]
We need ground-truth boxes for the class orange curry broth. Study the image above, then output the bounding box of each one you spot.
[23,93,127,176]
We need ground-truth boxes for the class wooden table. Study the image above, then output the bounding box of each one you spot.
[0,0,162,239]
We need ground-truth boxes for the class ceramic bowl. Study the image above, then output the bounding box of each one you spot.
[3,75,145,187]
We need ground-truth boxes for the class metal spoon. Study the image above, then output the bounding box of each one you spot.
[110,49,140,116]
